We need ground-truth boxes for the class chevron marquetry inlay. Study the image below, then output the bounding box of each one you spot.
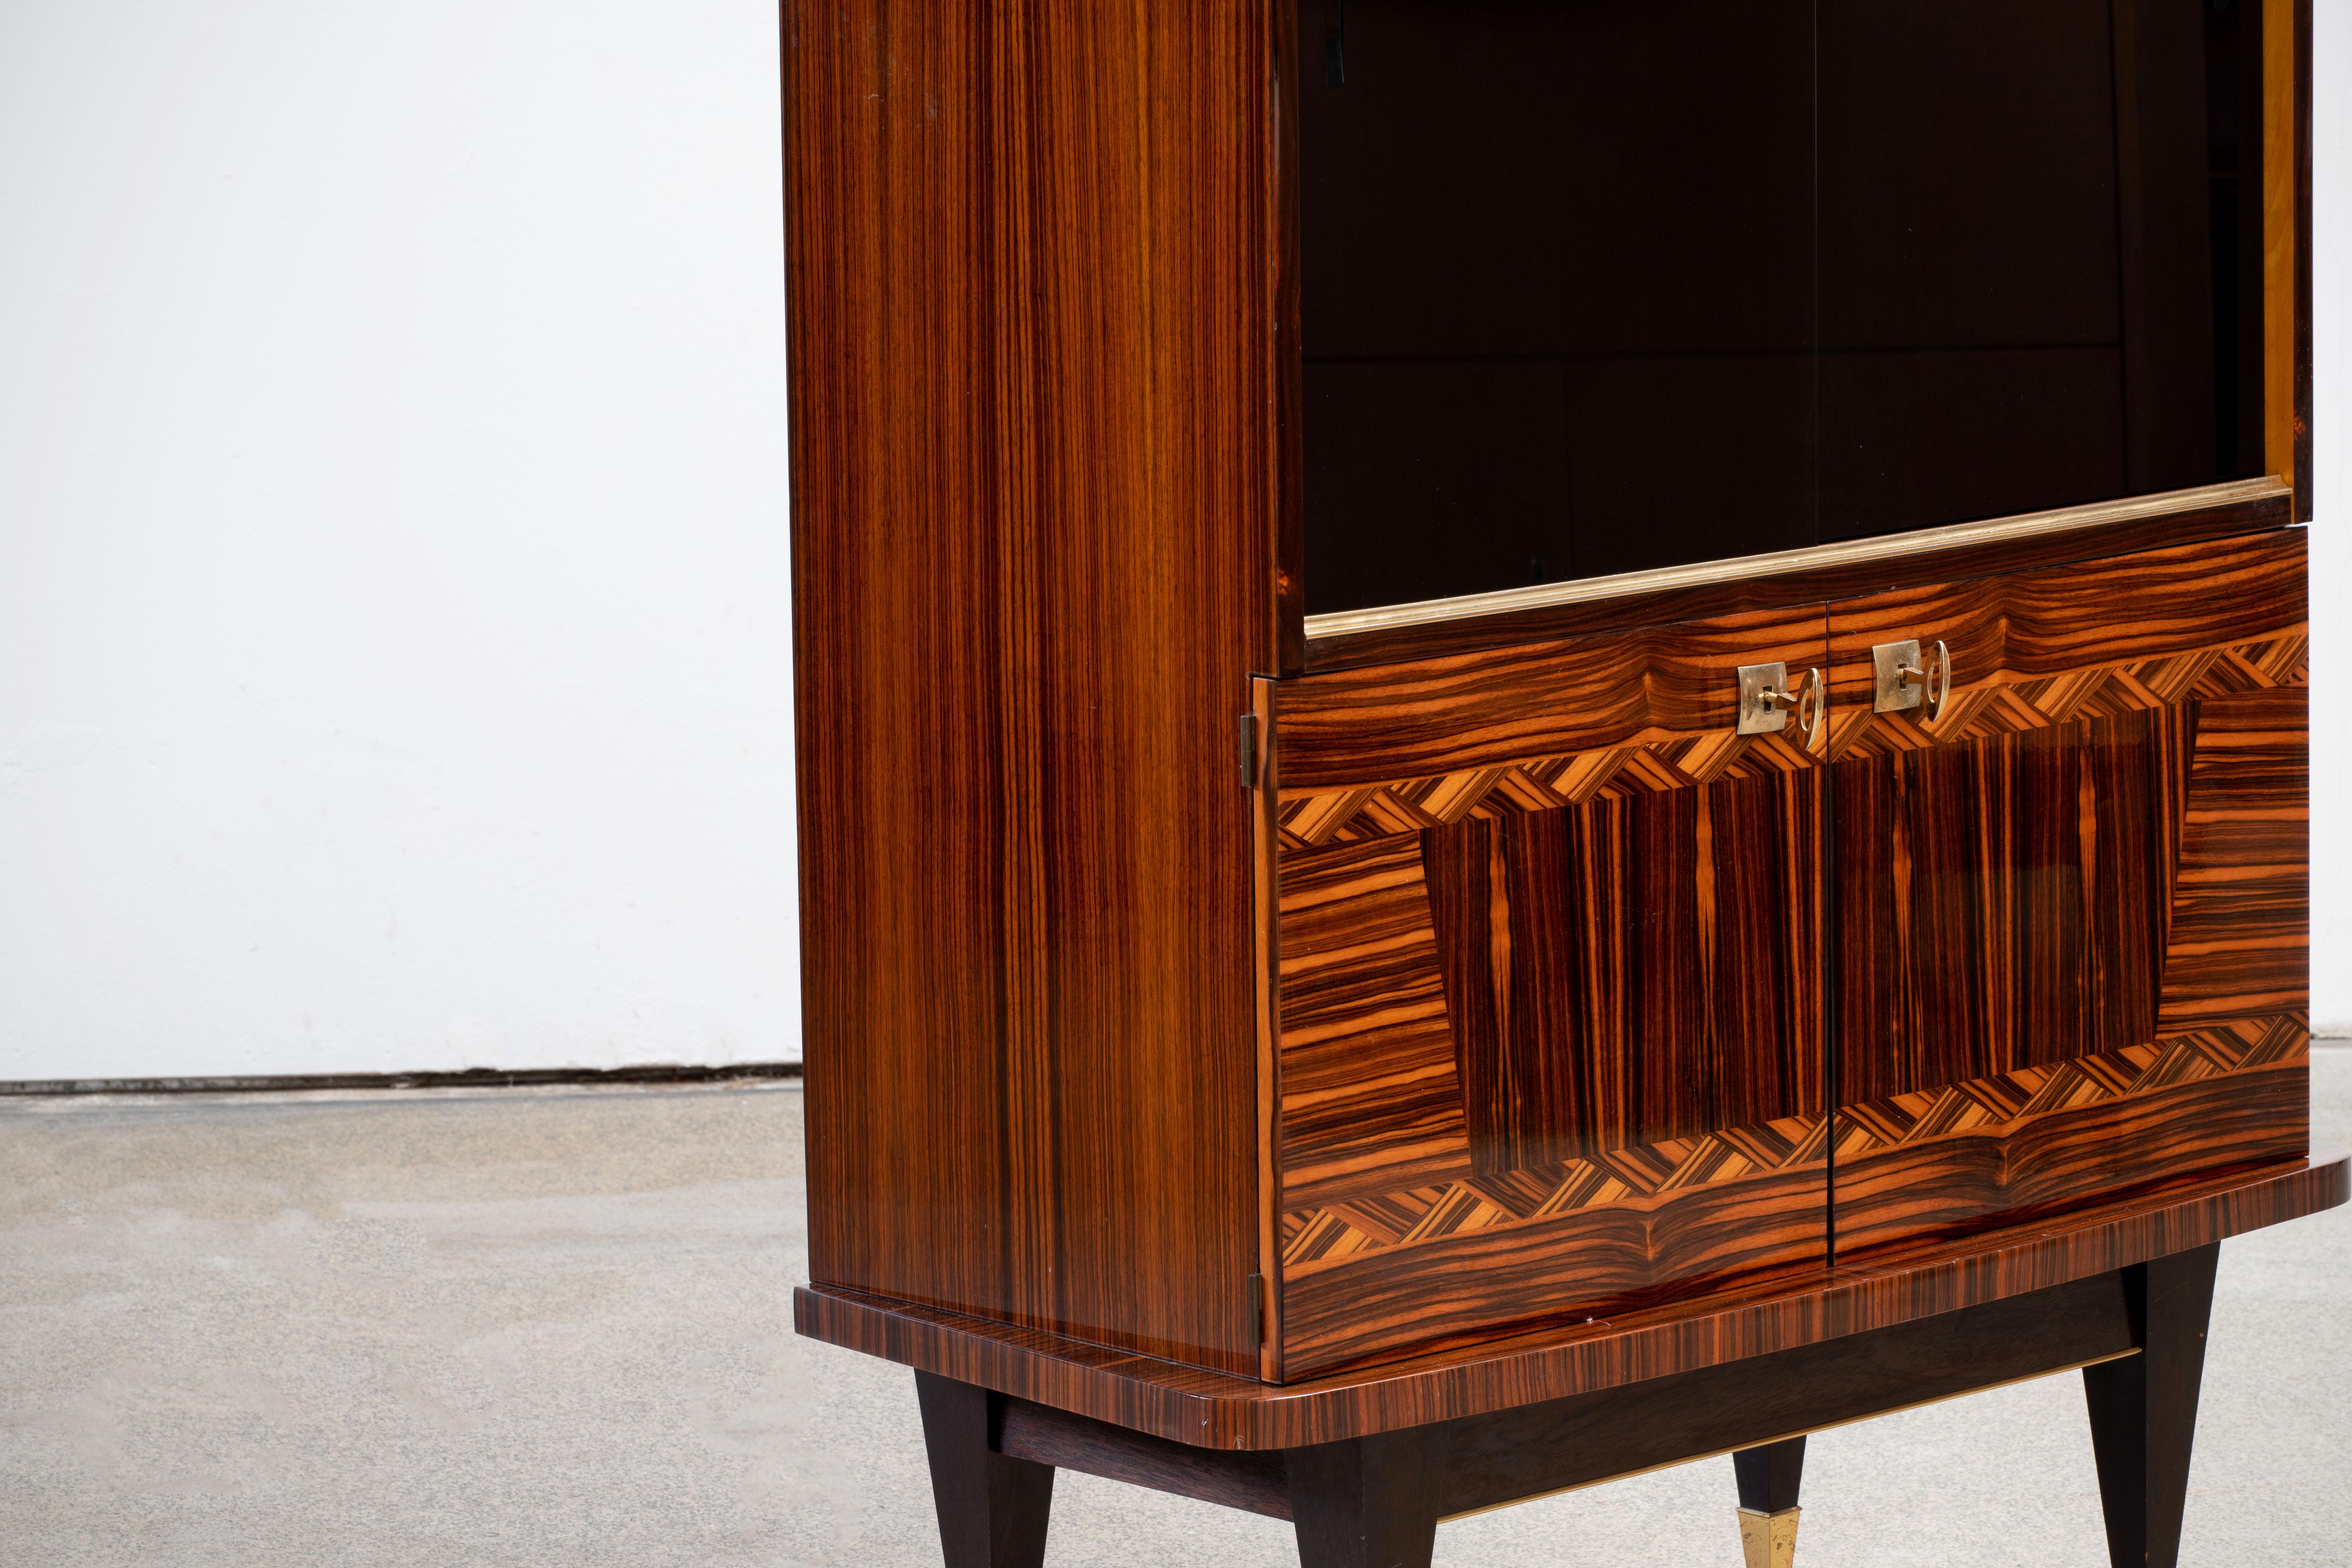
[1274,633,2307,853]
[1831,1012,2308,1156]
[1824,635,2309,760]
[1282,1109,1830,1276]
[1277,729,1820,852]
[1279,1012,2307,1274]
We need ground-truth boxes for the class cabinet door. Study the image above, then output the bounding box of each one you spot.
[1267,606,1831,1378]
[1824,529,2309,1258]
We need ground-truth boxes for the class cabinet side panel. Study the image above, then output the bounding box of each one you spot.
[786,0,1274,1374]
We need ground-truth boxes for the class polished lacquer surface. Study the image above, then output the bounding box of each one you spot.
[795,1148,2347,1446]
[786,0,1280,1377]
[1264,526,2307,1377]
[1823,528,2309,1257]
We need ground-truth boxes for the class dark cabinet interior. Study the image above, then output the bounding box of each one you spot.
[1297,0,2271,615]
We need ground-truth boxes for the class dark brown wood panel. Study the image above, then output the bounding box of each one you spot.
[1832,709,2176,1102]
[1271,612,1832,1378]
[985,1267,2144,1526]
[787,0,1275,1374]
[1280,750,1831,1374]
[1821,527,2305,717]
[1276,834,1471,1210]
[998,1397,1292,1521]
[1253,676,1286,1380]
[1432,1271,2136,1519]
[1290,0,1819,620]
[1825,528,2307,1256]
[1834,1045,2308,1260]
[2158,686,2309,1027]
[1280,1159,1829,1380]
[796,1148,2347,1439]
[1276,604,1830,790]
[1810,0,2234,531]
[1295,0,1814,365]
[2110,0,2228,499]
[1424,767,1824,1169]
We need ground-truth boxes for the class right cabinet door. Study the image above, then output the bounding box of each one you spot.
[1823,528,2309,1257]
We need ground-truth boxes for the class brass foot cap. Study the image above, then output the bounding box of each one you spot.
[1736,1504,1801,1568]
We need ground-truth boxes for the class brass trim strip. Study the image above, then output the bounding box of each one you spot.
[1302,477,2291,645]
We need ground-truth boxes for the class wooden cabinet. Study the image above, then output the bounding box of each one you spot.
[785,8,2328,1560]
[787,0,2314,1396]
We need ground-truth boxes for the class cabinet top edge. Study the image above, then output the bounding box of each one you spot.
[1300,478,2293,674]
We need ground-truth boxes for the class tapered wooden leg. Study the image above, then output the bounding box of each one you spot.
[1286,1426,1439,1568]
[915,1370,1055,1568]
[2082,1244,2221,1568]
[1733,1434,1807,1513]
[1732,1435,1805,1568]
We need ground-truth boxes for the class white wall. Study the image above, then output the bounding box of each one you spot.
[0,1,798,1080]
[0,4,2344,1084]
[2314,0,2351,1038]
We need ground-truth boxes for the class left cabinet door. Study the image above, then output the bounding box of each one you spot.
[1265,606,1833,1380]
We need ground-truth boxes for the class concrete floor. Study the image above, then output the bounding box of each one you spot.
[2,1060,2346,1568]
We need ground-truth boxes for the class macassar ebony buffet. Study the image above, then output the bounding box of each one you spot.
[783,2,2335,1565]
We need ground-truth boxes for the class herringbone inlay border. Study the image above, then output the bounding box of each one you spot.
[1824,634,2309,761]
[1278,1012,2308,1276]
[1277,727,1819,853]
[1830,1012,2308,1156]
[1282,1111,1831,1277]
[1275,634,2308,853]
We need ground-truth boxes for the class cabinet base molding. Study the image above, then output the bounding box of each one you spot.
[805,1153,2344,1568]
[797,1147,2343,1447]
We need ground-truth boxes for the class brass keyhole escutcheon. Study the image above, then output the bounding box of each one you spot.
[1738,663,1825,738]
[1872,638,1951,719]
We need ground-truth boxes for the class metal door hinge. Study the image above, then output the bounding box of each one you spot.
[1248,1272,1266,1343]
[1239,712,1260,788]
